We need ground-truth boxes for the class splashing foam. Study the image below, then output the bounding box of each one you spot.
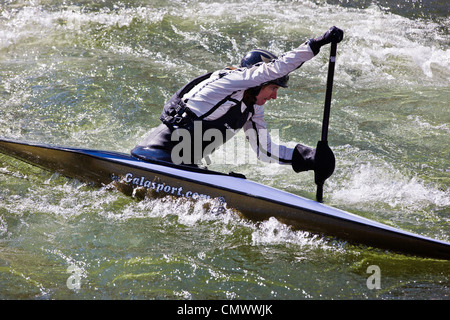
[107,191,334,252]
[1,2,447,88]
[332,163,449,212]
[0,5,165,49]
[0,215,7,236]
[251,217,331,250]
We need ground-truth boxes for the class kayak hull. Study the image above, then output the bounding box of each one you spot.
[1,138,449,260]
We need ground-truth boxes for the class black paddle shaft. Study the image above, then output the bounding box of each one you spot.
[321,41,337,142]
[315,42,338,203]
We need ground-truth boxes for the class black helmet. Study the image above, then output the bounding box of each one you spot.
[240,49,289,88]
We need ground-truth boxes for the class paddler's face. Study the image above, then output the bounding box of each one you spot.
[256,84,280,105]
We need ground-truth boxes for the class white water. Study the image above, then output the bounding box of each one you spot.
[0,0,449,300]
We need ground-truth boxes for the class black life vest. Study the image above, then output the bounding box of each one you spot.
[159,70,258,164]
[160,70,256,134]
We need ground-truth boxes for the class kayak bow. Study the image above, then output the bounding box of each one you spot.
[0,138,449,260]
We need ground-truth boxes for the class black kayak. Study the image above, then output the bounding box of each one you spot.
[1,137,449,260]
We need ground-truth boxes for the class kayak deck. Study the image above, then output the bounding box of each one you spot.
[1,138,449,260]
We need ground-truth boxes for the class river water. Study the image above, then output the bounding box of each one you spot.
[0,0,448,300]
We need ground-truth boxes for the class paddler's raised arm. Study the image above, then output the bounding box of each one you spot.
[213,43,314,92]
[204,26,344,93]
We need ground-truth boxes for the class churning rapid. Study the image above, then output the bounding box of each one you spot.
[0,0,449,299]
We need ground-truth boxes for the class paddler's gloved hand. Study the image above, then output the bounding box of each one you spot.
[292,144,316,172]
[308,26,344,55]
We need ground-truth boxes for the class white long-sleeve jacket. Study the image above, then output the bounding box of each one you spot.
[176,42,315,164]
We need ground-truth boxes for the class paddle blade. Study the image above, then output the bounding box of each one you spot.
[314,140,335,202]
